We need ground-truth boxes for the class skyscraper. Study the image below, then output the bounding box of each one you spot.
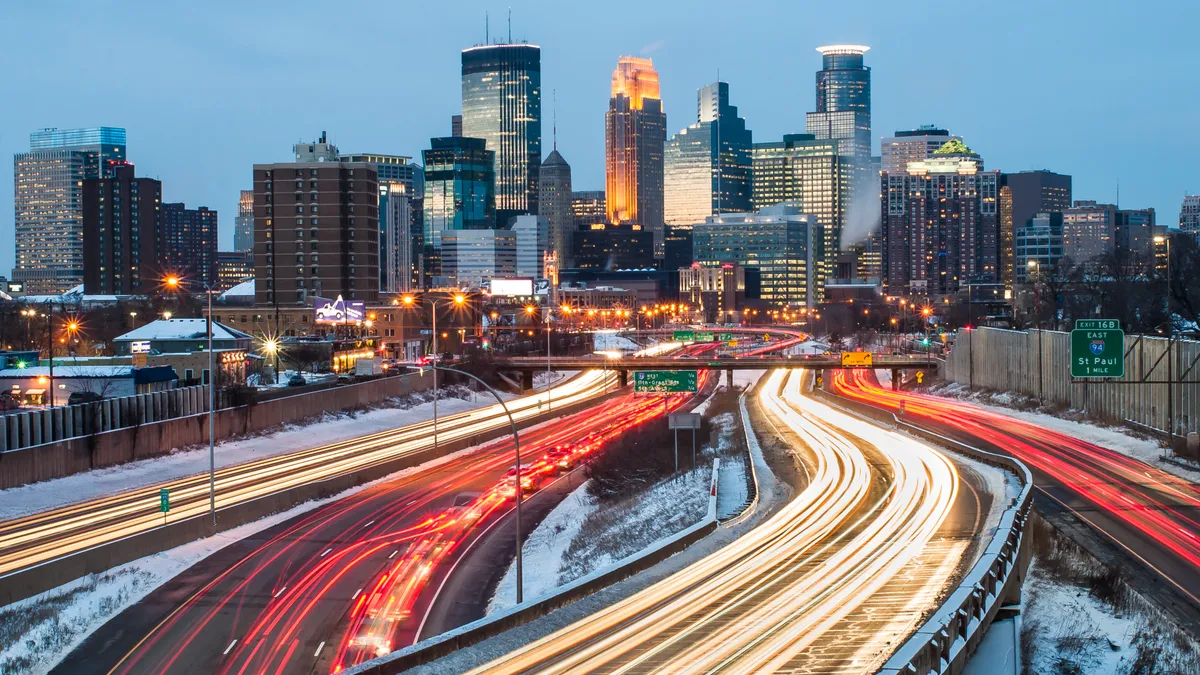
[340,153,423,293]
[13,126,127,293]
[461,43,541,221]
[606,57,666,255]
[571,190,607,230]
[509,215,548,279]
[881,126,957,174]
[82,162,161,295]
[881,140,1000,297]
[234,190,255,252]
[806,46,871,159]
[1062,201,1116,265]
[1181,195,1200,235]
[253,139,380,307]
[664,82,753,226]
[539,149,573,267]
[998,170,1071,290]
[422,137,496,247]
[160,203,218,287]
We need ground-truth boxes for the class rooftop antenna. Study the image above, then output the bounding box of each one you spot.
[1116,178,1120,207]
[486,12,489,45]
[508,7,512,43]
[716,70,722,216]
[553,89,557,151]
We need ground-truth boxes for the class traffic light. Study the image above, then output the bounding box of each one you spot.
[922,338,930,346]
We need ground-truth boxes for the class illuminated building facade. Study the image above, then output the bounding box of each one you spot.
[881,126,957,174]
[82,163,161,295]
[664,82,752,227]
[340,153,424,292]
[539,149,573,267]
[881,141,1000,297]
[235,190,255,252]
[160,202,218,287]
[805,46,871,159]
[13,126,127,294]
[422,137,496,249]
[461,44,541,221]
[606,56,666,255]
[1180,195,1200,235]
[571,190,607,229]
[693,205,823,308]
[1014,212,1064,284]
[440,229,517,288]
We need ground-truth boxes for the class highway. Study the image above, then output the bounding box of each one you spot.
[0,370,616,582]
[465,369,993,674]
[833,369,1200,606]
[55,347,717,675]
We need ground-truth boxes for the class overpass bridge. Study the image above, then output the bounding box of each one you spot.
[494,353,939,388]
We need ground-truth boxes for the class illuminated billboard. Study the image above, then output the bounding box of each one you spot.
[489,279,534,297]
[314,295,366,324]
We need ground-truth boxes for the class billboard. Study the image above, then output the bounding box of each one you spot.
[534,278,550,296]
[314,295,366,324]
[130,340,151,354]
[490,278,534,296]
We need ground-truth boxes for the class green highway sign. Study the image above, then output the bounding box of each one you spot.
[1070,325,1125,378]
[1076,319,1120,330]
[634,370,698,394]
[159,488,170,513]
[695,331,715,342]
[673,330,695,341]
[717,332,733,341]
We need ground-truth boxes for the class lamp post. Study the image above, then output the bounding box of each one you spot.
[43,304,54,408]
[428,293,466,451]
[166,275,217,526]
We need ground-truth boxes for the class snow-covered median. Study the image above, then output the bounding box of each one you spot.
[927,382,1200,483]
[0,386,495,521]
[592,330,640,352]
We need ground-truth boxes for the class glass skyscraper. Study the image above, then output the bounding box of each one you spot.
[13,126,127,293]
[606,57,666,256]
[805,45,871,159]
[234,190,255,253]
[664,82,753,227]
[461,44,541,221]
[422,137,496,250]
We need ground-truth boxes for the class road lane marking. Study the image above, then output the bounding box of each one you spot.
[389,550,398,559]
[320,548,331,557]
[352,587,363,600]
[273,586,286,598]
[314,641,325,658]
[223,639,237,655]
[364,520,375,527]
[407,500,417,506]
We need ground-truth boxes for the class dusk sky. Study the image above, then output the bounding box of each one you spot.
[2,0,1196,274]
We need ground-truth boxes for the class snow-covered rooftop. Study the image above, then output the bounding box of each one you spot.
[220,278,254,299]
[0,365,133,378]
[115,318,252,342]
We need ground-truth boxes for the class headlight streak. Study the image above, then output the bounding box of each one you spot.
[469,368,960,674]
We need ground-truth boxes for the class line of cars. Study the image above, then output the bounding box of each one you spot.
[495,442,594,500]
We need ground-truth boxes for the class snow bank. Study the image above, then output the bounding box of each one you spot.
[592,331,640,352]
[0,387,496,521]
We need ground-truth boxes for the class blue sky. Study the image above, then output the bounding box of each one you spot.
[1,0,1196,274]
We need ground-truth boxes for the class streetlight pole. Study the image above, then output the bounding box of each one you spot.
[406,364,524,603]
[44,303,54,408]
[167,276,217,526]
[1156,235,1173,439]
[546,307,552,413]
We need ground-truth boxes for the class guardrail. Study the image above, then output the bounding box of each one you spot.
[811,387,1033,675]
[345,458,724,675]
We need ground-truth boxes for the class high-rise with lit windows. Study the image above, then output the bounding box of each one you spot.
[1180,195,1200,235]
[13,126,127,293]
[234,190,255,252]
[82,162,160,295]
[606,57,666,256]
[664,82,752,227]
[806,46,871,159]
[461,43,541,222]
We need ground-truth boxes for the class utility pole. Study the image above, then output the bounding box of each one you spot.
[44,302,54,408]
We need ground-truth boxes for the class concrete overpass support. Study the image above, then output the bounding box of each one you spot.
[892,369,900,391]
[618,370,628,387]
[726,369,733,388]
[521,370,534,392]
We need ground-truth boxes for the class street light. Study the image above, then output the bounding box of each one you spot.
[165,274,217,527]
[1155,235,1174,437]
[427,293,467,451]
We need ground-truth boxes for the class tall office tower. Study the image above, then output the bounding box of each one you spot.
[509,215,548,278]
[13,126,127,293]
[998,170,1071,290]
[664,82,753,226]
[1181,195,1200,235]
[1014,212,1064,284]
[234,190,255,252]
[881,126,956,174]
[539,149,573,267]
[340,153,423,293]
[422,137,496,249]
[81,162,161,295]
[160,203,219,287]
[572,221,655,271]
[1061,201,1116,265]
[806,46,871,159]
[253,141,380,308]
[461,43,541,221]
[1115,207,1157,261]
[606,56,666,255]
[571,190,607,230]
[751,133,854,294]
[881,141,1000,297]
[380,181,415,293]
[440,229,517,288]
[693,205,823,308]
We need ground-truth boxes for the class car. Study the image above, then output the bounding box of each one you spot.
[546,446,576,471]
[287,374,307,387]
[336,374,353,385]
[67,391,103,405]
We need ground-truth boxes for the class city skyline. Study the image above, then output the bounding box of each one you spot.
[1,1,1197,276]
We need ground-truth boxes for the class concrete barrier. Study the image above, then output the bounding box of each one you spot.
[811,387,1034,675]
[0,385,625,607]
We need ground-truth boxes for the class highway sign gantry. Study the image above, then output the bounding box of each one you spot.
[634,370,698,394]
[1070,320,1125,378]
[673,330,695,342]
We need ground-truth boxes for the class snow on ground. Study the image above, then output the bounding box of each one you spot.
[487,482,598,614]
[928,382,1200,483]
[0,442,488,675]
[592,331,641,352]
[716,459,748,520]
[789,340,828,355]
[875,368,893,388]
[0,386,499,521]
